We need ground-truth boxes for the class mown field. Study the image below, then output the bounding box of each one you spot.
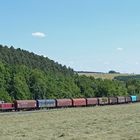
[78,72,132,79]
[1,103,140,140]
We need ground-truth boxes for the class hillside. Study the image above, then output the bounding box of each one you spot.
[0,45,81,101]
[0,45,140,102]
[0,45,74,77]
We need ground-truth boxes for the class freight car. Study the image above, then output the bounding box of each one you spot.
[98,97,109,105]
[56,99,72,108]
[86,98,98,106]
[108,97,118,105]
[37,99,56,109]
[72,98,87,107]
[0,103,14,111]
[136,96,140,102]
[14,100,37,111]
[125,96,131,103]
[117,96,126,104]
[131,95,137,102]
[0,95,139,112]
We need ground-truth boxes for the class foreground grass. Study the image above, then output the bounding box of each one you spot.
[1,103,140,140]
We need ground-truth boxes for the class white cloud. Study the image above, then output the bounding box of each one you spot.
[135,62,139,65]
[32,32,46,38]
[117,47,123,51]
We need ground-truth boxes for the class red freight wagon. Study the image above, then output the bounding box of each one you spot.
[86,98,98,106]
[0,103,14,111]
[56,99,72,107]
[72,98,86,107]
[14,100,37,110]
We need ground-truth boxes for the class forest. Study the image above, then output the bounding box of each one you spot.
[0,45,140,102]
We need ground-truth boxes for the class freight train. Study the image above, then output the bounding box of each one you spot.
[0,96,139,112]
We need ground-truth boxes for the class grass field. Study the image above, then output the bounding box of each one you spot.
[78,72,132,79]
[1,103,140,140]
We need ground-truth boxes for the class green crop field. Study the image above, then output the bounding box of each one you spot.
[1,103,140,140]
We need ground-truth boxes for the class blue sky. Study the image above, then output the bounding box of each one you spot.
[1,0,140,73]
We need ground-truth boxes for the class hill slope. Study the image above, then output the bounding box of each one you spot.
[0,45,140,102]
[0,45,74,77]
[0,45,80,101]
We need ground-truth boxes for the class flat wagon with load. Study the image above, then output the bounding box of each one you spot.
[98,97,109,105]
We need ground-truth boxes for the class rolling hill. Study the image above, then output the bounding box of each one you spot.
[0,45,140,102]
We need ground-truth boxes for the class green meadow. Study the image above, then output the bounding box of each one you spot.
[0,103,140,140]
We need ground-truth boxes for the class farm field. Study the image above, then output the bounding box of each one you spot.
[78,72,133,79]
[1,103,140,140]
